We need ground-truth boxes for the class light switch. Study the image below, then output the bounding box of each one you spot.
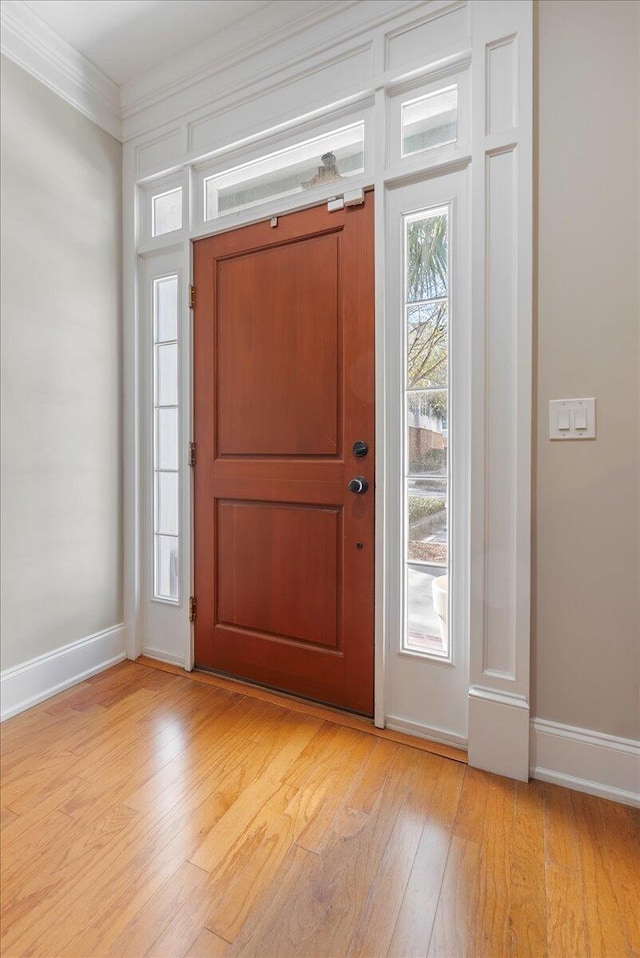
[549,398,596,440]
[574,406,588,430]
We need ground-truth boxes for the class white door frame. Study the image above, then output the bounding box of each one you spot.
[122,0,533,781]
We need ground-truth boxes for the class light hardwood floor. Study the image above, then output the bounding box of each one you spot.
[1,661,638,958]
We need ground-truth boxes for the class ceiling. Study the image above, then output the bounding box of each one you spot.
[21,0,326,87]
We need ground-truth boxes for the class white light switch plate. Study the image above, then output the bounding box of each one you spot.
[549,398,596,440]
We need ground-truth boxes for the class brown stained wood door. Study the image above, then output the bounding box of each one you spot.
[193,195,374,715]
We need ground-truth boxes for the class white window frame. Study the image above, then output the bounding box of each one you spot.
[386,64,471,176]
[384,169,471,748]
[190,103,375,236]
[139,248,191,666]
[138,170,189,251]
[151,271,181,604]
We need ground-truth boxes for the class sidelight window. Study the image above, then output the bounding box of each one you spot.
[403,207,450,657]
[152,274,180,601]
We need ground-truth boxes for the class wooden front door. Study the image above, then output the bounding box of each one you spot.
[193,195,374,715]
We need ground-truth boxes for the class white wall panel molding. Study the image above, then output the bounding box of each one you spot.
[127,4,473,177]
[531,719,640,808]
[120,0,359,123]
[136,127,186,177]
[383,152,471,187]
[384,46,472,97]
[0,0,121,140]
[467,0,532,778]
[121,0,428,141]
[185,41,374,166]
[468,687,530,781]
[485,34,518,135]
[0,625,126,721]
[384,0,469,71]
[482,143,518,680]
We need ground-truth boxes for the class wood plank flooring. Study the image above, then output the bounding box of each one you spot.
[1,661,637,958]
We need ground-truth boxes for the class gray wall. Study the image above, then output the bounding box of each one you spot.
[1,56,123,671]
[535,1,640,739]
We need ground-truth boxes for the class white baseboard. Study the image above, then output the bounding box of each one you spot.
[468,687,530,782]
[141,646,185,669]
[530,718,640,808]
[0,624,126,721]
[385,715,468,750]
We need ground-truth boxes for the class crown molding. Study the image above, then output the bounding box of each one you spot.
[0,0,122,140]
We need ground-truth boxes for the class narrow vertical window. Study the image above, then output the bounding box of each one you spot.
[153,275,179,601]
[152,188,182,237]
[404,208,450,656]
[401,86,458,157]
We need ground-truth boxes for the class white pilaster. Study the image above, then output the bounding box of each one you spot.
[468,0,533,781]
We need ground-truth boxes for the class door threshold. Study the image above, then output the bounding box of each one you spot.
[136,655,467,765]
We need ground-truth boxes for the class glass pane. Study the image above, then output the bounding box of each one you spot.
[403,203,450,657]
[205,122,365,220]
[407,564,447,655]
[407,391,448,476]
[407,302,448,388]
[154,276,178,343]
[155,407,178,470]
[152,188,182,237]
[156,471,178,536]
[402,86,457,157]
[406,213,448,301]
[156,343,178,406]
[407,479,447,565]
[155,535,179,600]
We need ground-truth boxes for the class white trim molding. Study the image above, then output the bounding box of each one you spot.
[531,718,640,808]
[385,716,468,751]
[119,0,434,139]
[120,0,368,125]
[468,687,530,782]
[140,646,186,670]
[467,0,532,781]
[0,0,121,140]
[0,624,126,721]
[120,0,534,783]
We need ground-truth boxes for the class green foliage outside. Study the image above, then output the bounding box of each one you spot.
[411,447,447,474]
[408,495,446,523]
[406,214,448,390]
[406,213,449,536]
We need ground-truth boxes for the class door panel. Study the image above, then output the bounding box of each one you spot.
[193,195,374,715]
[217,234,339,456]
[217,500,340,649]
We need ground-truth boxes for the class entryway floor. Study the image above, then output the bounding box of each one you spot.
[139,655,467,765]
[1,660,637,957]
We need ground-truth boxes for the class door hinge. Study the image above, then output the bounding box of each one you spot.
[188,441,196,467]
[189,596,197,622]
[189,285,196,309]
